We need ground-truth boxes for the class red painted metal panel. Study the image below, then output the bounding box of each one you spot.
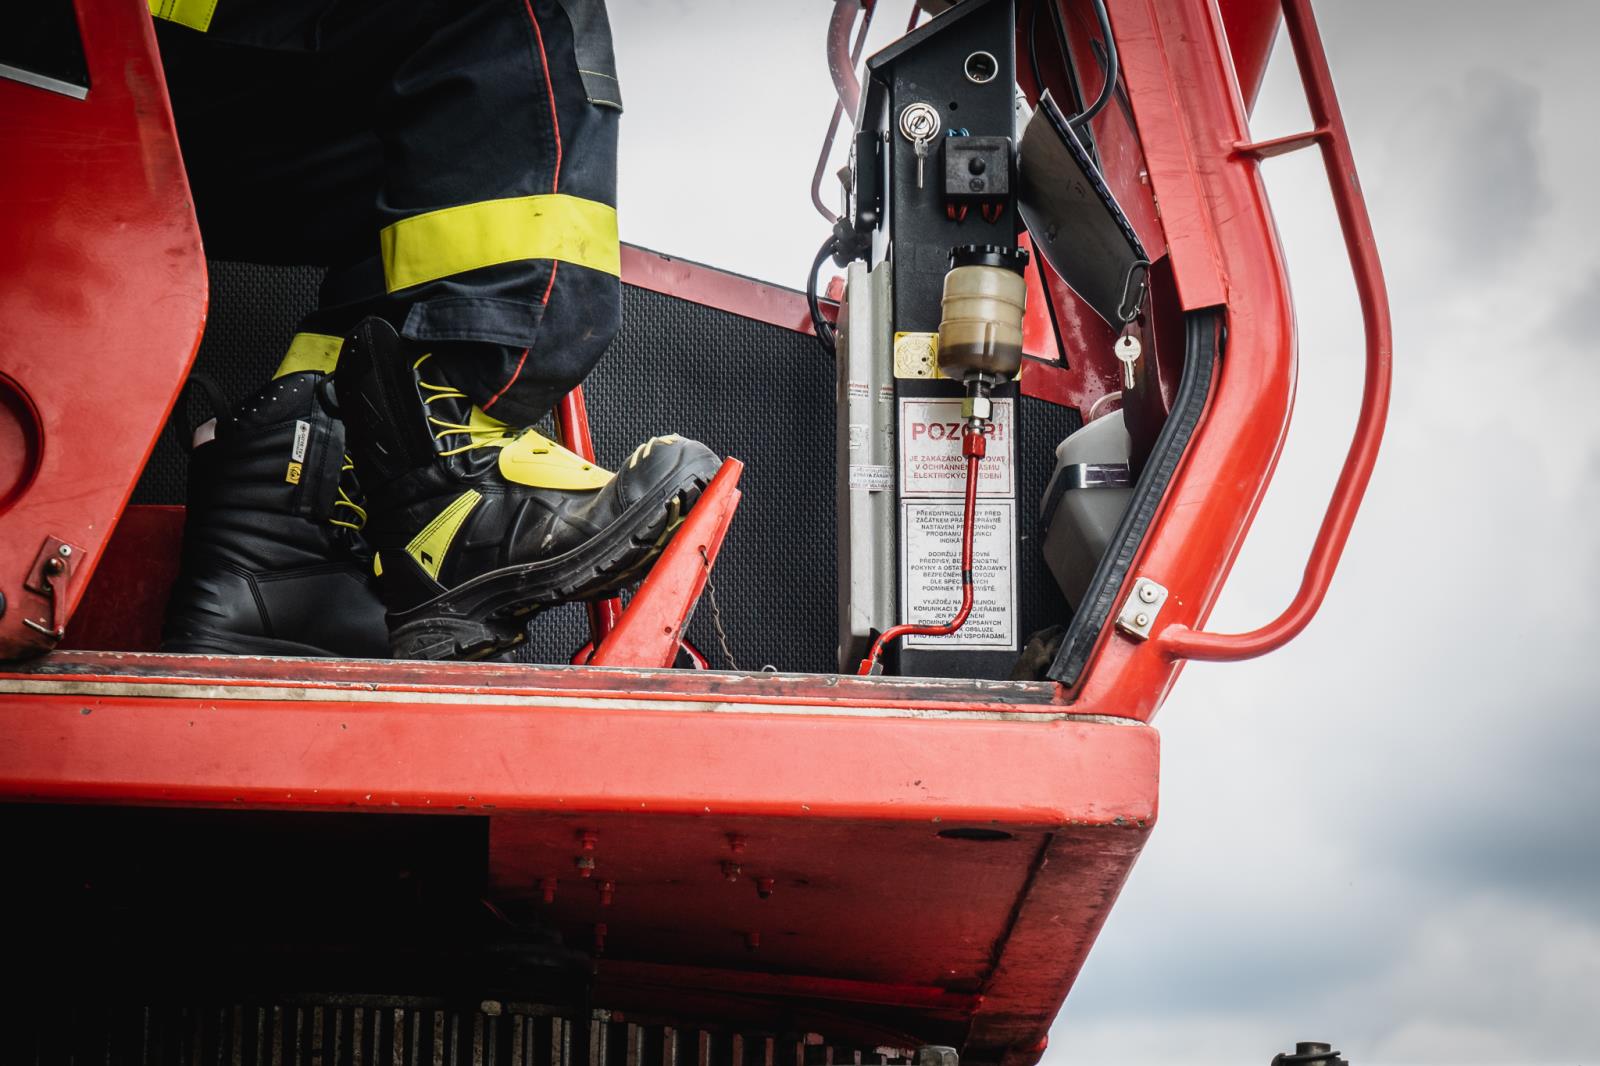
[0,660,1156,1050]
[58,505,184,653]
[1217,0,1283,111]
[1056,0,1299,718]
[620,246,835,336]
[0,0,206,656]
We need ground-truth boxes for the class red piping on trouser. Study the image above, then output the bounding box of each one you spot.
[484,0,563,412]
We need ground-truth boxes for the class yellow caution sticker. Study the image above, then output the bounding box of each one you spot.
[285,462,303,485]
[893,332,946,379]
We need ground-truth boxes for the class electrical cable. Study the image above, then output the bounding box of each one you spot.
[858,434,984,674]
[808,235,839,358]
[1065,0,1117,130]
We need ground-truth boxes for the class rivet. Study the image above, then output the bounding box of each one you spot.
[722,861,742,882]
[540,877,557,903]
[599,880,615,906]
[757,878,775,899]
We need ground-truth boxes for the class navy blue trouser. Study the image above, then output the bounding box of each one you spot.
[154,0,622,426]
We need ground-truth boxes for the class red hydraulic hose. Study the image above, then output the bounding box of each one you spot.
[858,432,986,674]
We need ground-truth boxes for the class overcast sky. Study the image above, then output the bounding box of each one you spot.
[608,2,1600,1063]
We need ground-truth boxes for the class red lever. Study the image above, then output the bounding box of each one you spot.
[589,459,744,669]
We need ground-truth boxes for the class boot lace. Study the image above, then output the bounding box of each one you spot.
[414,354,552,458]
[329,453,367,532]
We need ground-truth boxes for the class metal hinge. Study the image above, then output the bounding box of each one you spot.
[1114,577,1168,641]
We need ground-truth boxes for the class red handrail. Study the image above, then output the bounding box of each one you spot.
[1156,0,1391,662]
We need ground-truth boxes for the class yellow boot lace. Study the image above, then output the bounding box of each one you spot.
[329,453,367,532]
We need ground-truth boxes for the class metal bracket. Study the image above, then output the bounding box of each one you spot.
[1114,577,1168,641]
[20,536,82,644]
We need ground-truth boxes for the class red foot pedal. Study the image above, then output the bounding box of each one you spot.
[590,459,744,668]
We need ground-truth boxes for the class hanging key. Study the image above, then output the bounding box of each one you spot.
[1114,333,1142,391]
[898,102,942,191]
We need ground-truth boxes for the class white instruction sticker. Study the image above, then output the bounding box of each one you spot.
[291,420,311,462]
[848,424,869,452]
[900,499,1016,649]
[849,464,894,492]
[898,398,1013,497]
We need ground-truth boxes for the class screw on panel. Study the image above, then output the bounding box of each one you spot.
[577,830,598,851]
[593,923,607,954]
[757,878,775,900]
[721,861,742,882]
[727,833,747,855]
[598,880,615,906]
[745,931,761,951]
[540,878,557,903]
[575,855,596,878]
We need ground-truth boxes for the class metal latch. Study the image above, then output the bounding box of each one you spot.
[20,536,82,643]
[1114,577,1168,641]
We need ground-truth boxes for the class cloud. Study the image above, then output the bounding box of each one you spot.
[1373,70,1550,279]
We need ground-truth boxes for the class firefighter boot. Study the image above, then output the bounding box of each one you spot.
[162,373,391,657]
[336,317,721,661]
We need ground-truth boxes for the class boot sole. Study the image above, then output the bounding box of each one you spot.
[387,462,716,661]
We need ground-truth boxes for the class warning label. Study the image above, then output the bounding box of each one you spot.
[898,398,1014,497]
[900,499,1016,649]
[849,464,893,492]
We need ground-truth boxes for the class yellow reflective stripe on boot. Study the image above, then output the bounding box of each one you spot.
[272,332,344,378]
[406,490,482,582]
[148,0,219,31]
[498,429,613,491]
[379,194,621,293]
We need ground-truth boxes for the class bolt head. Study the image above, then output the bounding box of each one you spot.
[1138,584,1158,603]
[1133,612,1150,628]
[57,545,72,558]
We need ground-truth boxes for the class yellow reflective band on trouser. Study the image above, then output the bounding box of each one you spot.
[379,194,621,293]
[148,0,219,31]
[272,333,344,379]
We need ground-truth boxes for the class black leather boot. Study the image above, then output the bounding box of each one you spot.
[161,372,390,657]
[336,318,721,661]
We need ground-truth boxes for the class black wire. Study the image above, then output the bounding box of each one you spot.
[1066,0,1117,130]
[1026,0,1043,100]
[808,236,839,358]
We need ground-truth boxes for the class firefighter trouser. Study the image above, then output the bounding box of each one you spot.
[153,0,622,426]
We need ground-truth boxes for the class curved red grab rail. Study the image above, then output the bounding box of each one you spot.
[1157,0,1392,662]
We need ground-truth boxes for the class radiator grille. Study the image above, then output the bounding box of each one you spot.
[14,999,914,1066]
